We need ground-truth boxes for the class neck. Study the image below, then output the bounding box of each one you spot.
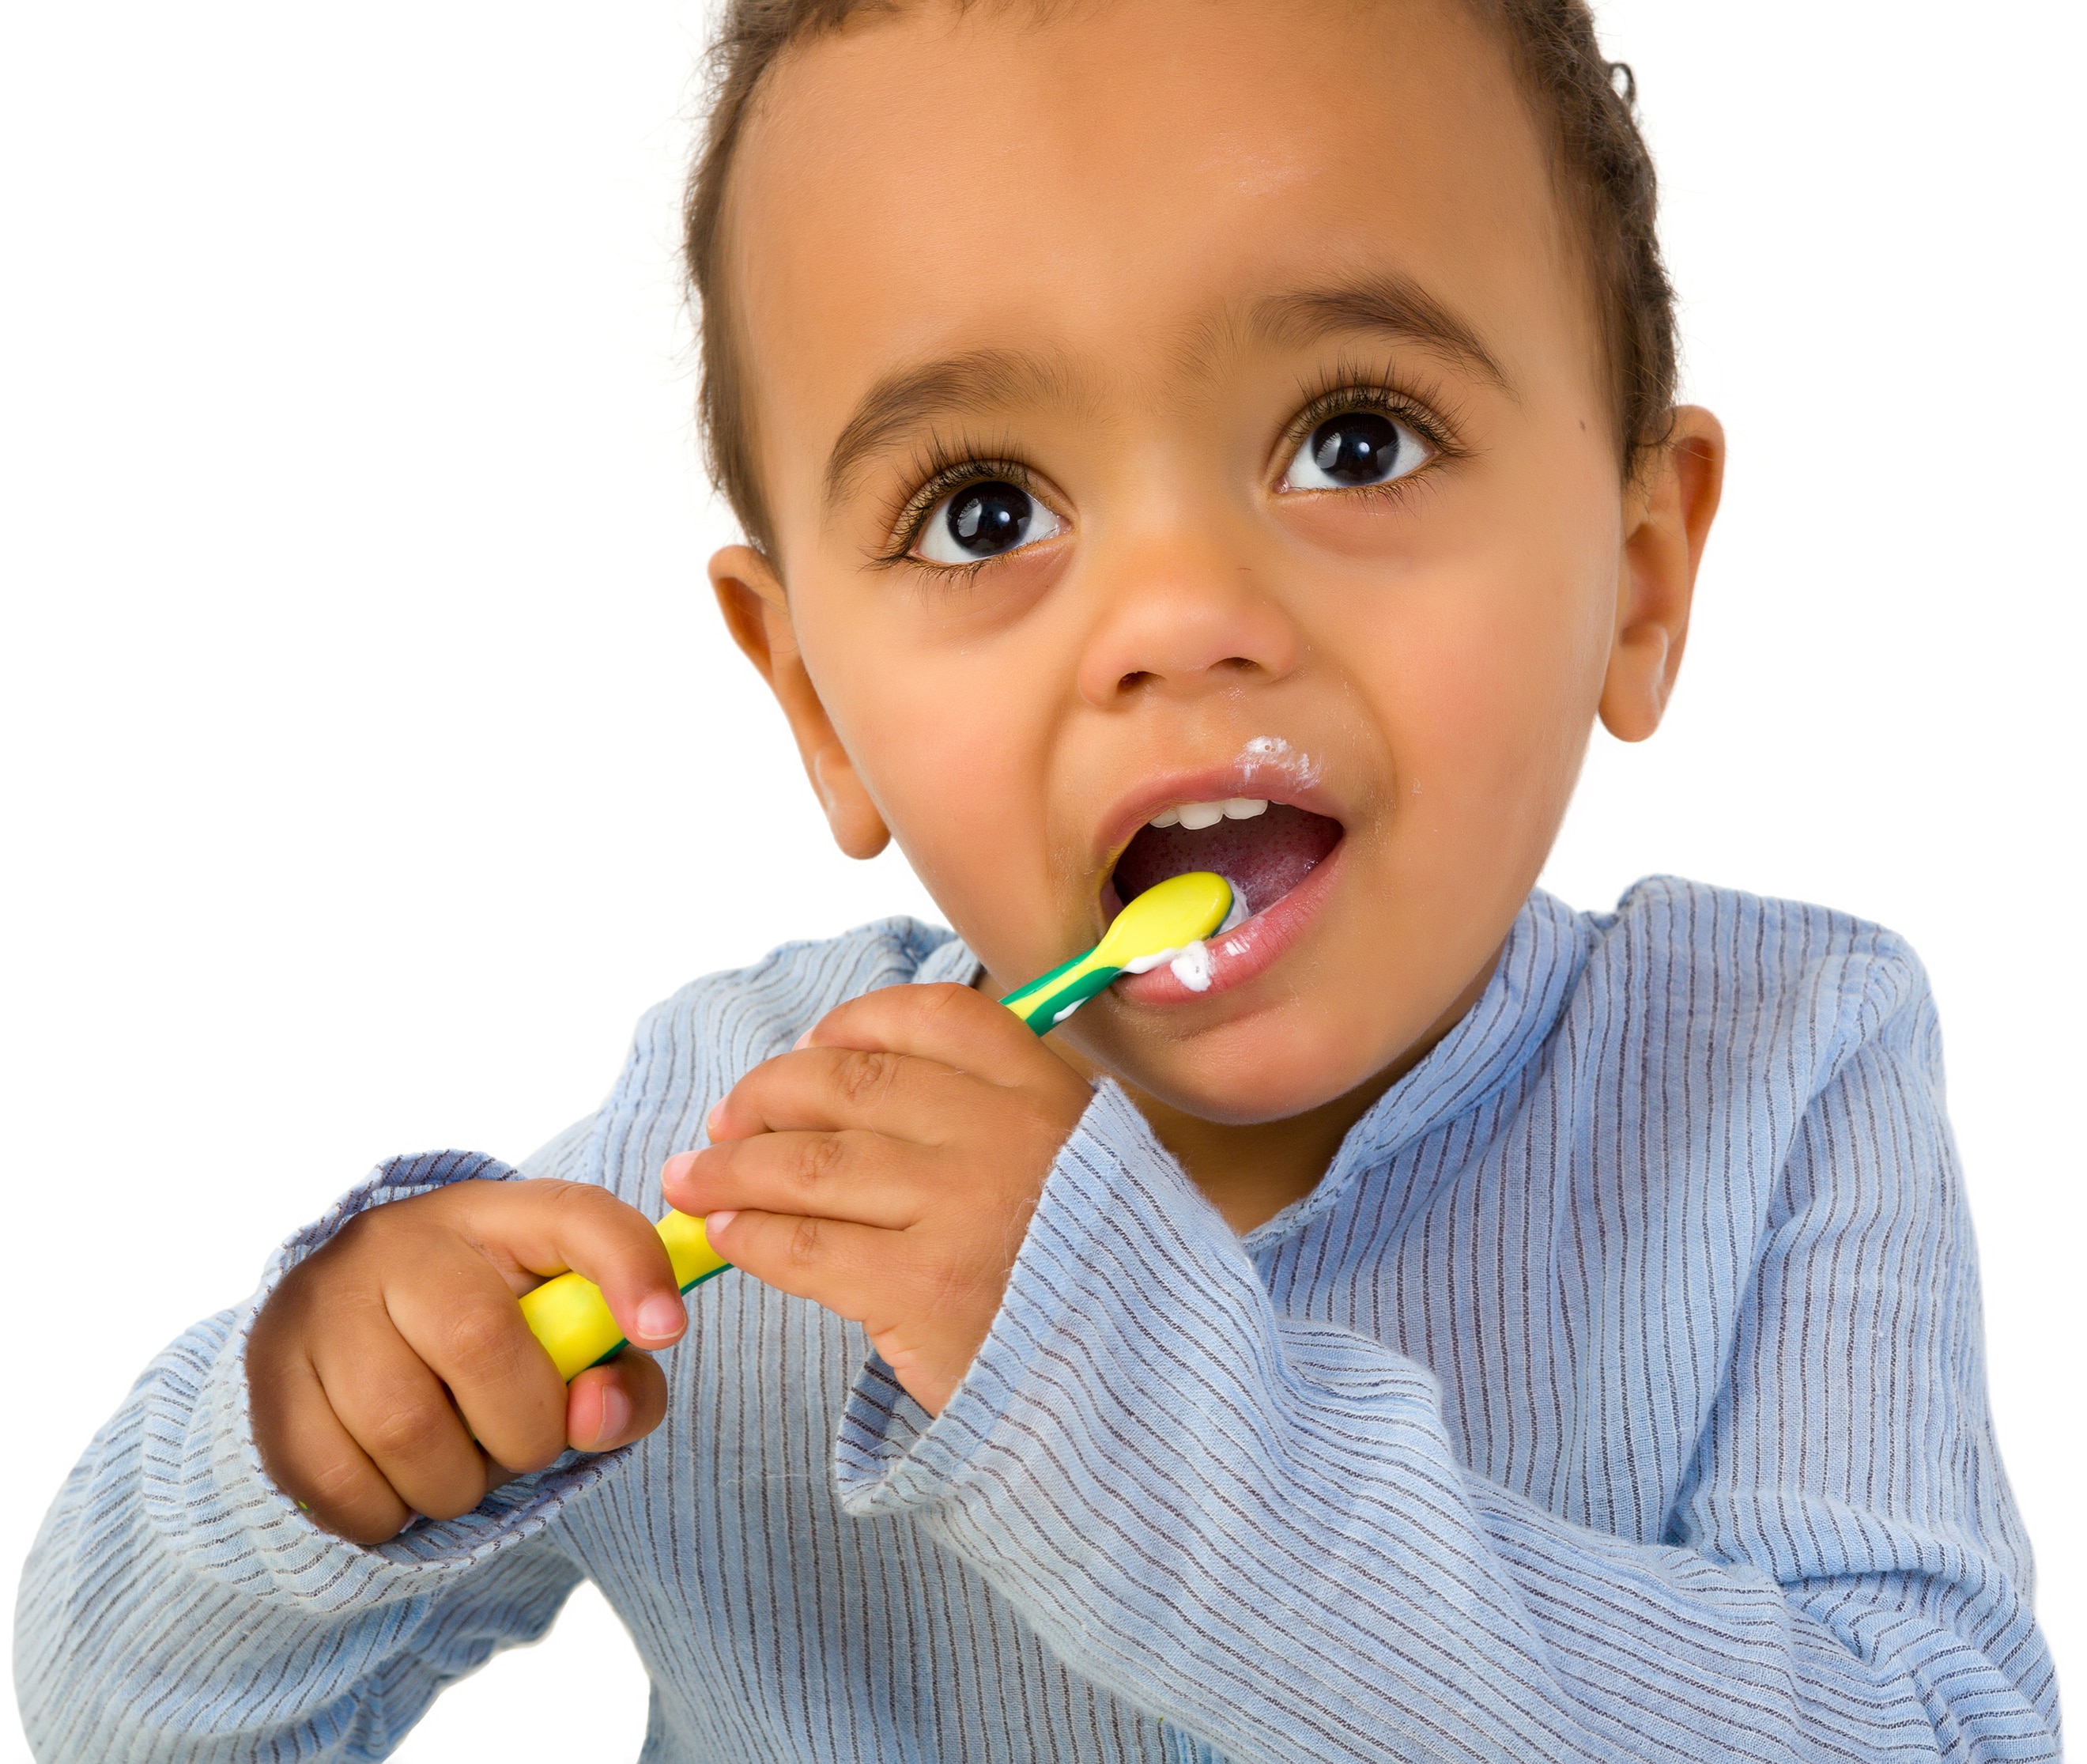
[1126,1078,1396,1234]
[1051,945,1503,1237]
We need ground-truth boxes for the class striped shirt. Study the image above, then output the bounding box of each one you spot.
[17,878,2060,1761]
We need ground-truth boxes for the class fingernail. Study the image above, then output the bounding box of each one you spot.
[704,1103,725,1139]
[595,1384,629,1447]
[792,1029,813,1051]
[704,1209,738,1237]
[636,1294,685,1342]
[662,1149,699,1184]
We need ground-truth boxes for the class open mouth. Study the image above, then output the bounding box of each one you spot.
[1109,797,1344,929]
[1099,792,1346,1004]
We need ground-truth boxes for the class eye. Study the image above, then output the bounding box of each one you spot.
[1280,409,1432,493]
[912,478,1064,565]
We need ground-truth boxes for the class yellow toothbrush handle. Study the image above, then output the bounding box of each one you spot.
[519,1210,729,1382]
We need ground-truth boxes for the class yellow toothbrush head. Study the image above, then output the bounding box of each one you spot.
[999,871,1233,1033]
[1092,871,1235,969]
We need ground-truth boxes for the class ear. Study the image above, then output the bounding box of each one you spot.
[1598,406,1726,742]
[708,544,892,859]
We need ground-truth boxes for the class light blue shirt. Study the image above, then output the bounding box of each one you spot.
[17,878,2059,1761]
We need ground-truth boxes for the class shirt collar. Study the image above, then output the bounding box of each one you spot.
[1242,887,1587,1249]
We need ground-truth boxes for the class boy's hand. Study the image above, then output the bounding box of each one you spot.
[663,983,1091,1415]
[247,1179,689,1545]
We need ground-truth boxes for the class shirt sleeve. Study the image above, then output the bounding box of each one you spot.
[17,1143,620,1764]
[832,1022,2058,1761]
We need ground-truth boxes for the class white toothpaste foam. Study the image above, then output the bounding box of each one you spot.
[1120,943,1191,975]
[1239,733,1323,791]
[1119,939,1215,991]
[1168,942,1214,992]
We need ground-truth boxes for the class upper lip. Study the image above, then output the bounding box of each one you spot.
[1088,762,1348,896]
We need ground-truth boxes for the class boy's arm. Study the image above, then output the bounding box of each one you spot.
[821,1012,2058,1762]
[16,1142,616,1764]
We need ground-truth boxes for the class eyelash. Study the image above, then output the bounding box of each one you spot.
[873,369,1466,572]
[871,441,1047,575]
[1277,367,1468,497]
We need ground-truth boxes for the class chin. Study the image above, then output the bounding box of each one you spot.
[1080,996,1392,1127]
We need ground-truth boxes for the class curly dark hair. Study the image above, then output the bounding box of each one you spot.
[685,0,1678,555]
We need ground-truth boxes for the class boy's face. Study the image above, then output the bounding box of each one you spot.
[714,0,1719,1126]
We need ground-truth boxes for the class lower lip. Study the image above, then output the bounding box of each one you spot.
[1113,835,1347,1007]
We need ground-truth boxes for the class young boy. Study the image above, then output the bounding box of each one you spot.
[18,0,2060,1758]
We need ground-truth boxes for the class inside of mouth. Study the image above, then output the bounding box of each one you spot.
[1111,803,1343,924]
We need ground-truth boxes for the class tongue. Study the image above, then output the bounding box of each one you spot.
[1112,803,1342,919]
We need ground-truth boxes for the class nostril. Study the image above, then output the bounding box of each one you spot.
[1115,658,1255,693]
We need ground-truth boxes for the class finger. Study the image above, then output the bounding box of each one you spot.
[250,1339,414,1545]
[460,1179,688,1351]
[379,1257,572,1474]
[666,1128,934,1229]
[703,1041,986,1148]
[309,1305,498,1523]
[806,981,1053,1087]
[704,1207,921,1324]
[565,1348,669,1452]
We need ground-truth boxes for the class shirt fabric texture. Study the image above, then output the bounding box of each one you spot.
[17,878,2061,1762]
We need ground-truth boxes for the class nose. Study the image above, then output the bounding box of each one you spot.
[1074,531,1300,708]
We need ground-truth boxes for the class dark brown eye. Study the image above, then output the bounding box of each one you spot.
[914,478,1063,565]
[1283,410,1430,492]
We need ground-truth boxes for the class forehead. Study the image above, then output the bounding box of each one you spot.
[726,0,1579,512]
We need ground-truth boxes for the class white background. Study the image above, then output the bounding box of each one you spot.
[3,2,2080,1758]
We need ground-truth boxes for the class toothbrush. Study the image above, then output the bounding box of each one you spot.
[994,869,1232,1031]
[519,871,1235,1381]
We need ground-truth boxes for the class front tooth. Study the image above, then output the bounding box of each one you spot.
[1176,801,1225,830]
[1221,798,1268,820]
[1149,806,1182,828]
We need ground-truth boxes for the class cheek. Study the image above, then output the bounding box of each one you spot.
[825,650,1025,841]
[1310,488,1619,822]
[791,572,1070,947]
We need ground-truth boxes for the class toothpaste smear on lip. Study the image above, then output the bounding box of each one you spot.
[1121,940,1216,992]
[1168,942,1214,991]
[1240,733,1323,789]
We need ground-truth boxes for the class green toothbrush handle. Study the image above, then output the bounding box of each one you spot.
[999,948,1121,1033]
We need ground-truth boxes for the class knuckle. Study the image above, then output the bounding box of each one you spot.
[538,1177,652,1250]
[363,1396,454,1469]
[437,1302,530,1383]
[786,1214,824,1270]
[834,1048,898,1109]
[791,1132,846,1196]
[538,1177,609,1221]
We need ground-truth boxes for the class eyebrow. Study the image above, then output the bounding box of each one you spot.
[823,347,1079,507]
[821,274,1509,508]
[1247,274,1513,394]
